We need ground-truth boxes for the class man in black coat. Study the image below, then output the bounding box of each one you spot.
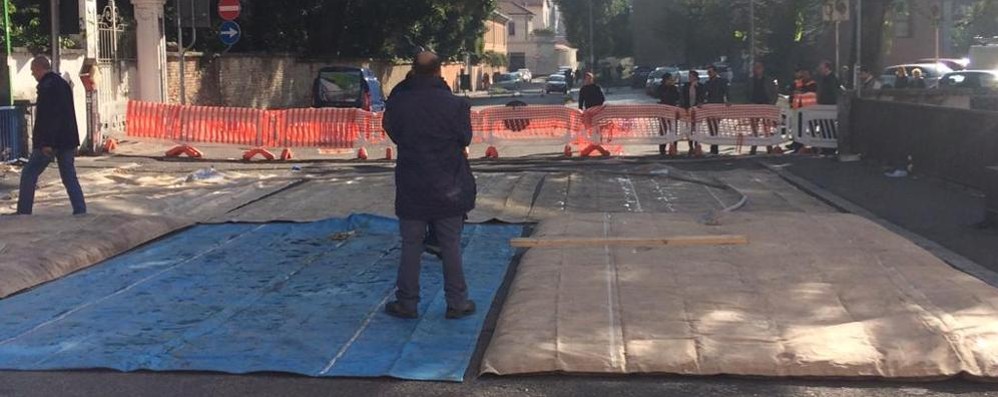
[382,51,477,320]
[704,65,729,155]
[17,56,86,215]
[578,73,605,110]
[816,60,840,105]
[747,61,778,155]
[680,70,706,155]
[657,73,681,155]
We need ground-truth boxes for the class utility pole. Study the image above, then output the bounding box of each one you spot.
[589,0,595,71]
[177,0,184,104]
[749,0,755,69]
[854,0,862,96]
[3,0,12,105]
[50,0,60,72]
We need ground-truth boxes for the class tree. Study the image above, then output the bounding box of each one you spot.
[555,0,632,63]
[220,0,495,59]
[953,0,998,53]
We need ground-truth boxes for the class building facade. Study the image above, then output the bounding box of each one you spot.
[500,0,577,75]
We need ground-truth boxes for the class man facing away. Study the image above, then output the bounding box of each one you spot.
[382,51,477,320]
[17,56,86,215]
[816,60,840,105]
[680,70,706,156]
[657,73,681,155]
[704,65,729,155]
[578,72,605,110]
[747,61,778,155]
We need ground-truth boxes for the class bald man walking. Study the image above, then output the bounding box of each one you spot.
[17,56,86,215]
[382,51,477,320]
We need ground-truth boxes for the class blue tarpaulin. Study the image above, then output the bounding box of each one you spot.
[0,215,522,382]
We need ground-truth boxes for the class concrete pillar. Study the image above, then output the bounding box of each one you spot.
[131,0,166,102]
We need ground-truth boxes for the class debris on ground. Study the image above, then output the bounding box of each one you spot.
[329,230,356,241]
[186,167,225,183]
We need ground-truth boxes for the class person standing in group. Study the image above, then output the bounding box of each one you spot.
[704,65,729,155]
[860,67,883,91]
[17,56,86,216]
[578,73,606,110]
[910,68,927,89]
[747,61,778,155]
[816,60,841,105]
[893,67,910,89]
[680,70,706,156]
[382,50,477,320]
[565,69,574,91]
[657,73,681,155]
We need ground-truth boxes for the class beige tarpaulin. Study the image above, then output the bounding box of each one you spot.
[0,215,189,298]
[0,166,297,298]
[1,165,296,219]
[481,212,998,378]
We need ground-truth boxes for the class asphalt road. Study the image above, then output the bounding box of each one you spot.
[4,91,998,396]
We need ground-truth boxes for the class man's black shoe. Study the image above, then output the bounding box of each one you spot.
[385,301,418,319]
[445,300,476,319]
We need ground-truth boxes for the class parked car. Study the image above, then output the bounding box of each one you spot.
[938,70,998,90]
[495,72,522,91]
[631,66,654,88]
[544,74,569,94]
[918,58,969,72]
[879,63,954,89]
[312,66,386,112]
[517,68,533,82]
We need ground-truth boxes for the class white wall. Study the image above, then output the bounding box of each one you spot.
[9,50,89,145]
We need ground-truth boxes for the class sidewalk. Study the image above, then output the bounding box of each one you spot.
[763,156,998,274]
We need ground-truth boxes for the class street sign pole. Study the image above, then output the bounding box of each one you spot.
[50,0,60,72]
[855,0,862,97]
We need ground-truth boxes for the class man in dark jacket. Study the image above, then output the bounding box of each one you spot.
[816,60,840,105]
[704,65,729,155]
[747,61,778,155]
[658,73,681,155]
[578,73,605,110]
[17,56,86,215]
[382,51,477,320]
[680,70,706,155]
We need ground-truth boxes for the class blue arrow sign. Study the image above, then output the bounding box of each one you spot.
[219,21,241,46]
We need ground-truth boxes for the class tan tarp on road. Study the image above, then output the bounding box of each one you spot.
[0,215,189,298]
[481,212,998,378]
[0,167,297,298]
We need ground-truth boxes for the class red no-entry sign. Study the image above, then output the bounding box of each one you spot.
[218,0,241,21]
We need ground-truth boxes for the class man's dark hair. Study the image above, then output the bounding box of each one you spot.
[706,65,716,72]
[413,51,442,76]
[663,72,672,80]
[820,60,833,70]
[860,66,871,74]
[689,70,700,78]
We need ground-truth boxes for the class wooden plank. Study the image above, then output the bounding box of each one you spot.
[510,235,749,248]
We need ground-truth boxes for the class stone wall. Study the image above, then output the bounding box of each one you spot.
[851,98,998,189]
[166,53,505,108]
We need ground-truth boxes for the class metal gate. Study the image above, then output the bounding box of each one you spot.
[96,0,135,136]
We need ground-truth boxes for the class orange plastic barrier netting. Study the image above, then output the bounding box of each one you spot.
[690,104,785,148]
[175,105,269,146]
[273,108,364,149]
[126,101,180,140]
[474,105,583,157]
[584,104,686,146]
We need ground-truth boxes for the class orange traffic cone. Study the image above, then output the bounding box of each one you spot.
[485,146,499,159]
[280,148,294,160]
[357,147,369,160]
[385,147,394,160]
[563,145,573,157]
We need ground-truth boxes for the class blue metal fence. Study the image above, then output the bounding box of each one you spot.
[0,106,25,162]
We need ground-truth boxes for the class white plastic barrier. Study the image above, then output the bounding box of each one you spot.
[793,105,839,149]
[689,104,787,148]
